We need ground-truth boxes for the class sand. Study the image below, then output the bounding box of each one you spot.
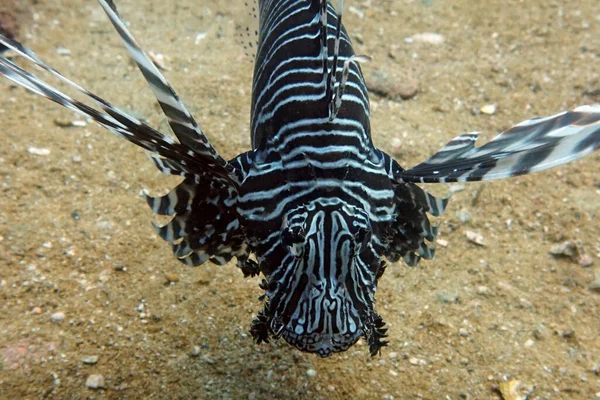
[1,0,599,398]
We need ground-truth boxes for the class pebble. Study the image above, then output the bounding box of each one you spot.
[31,306,42,314]
[405,32,445,45]
[306,369,317,377]
[164,273,180,283]
[435,290,459,304]
[367,72,419,100]
[408,357,426,366]
[82,355,99,365]
[549,240,580,258]
[590,274,600,292]
[27,146,51,156]
[53,118,87,128]
[388,352,398,359]
[50,312,65,324]
[194,32,207,45]
[436,239,448,248]
[497,379,532,400]
[189,345,202,357]
[388,369,399,377]
[476,286,490,295]
[71,120,87,127]
[458,328,469,337]
[578,254,593,267]
[56,47,71,56]
[465,230,486,246]
[85,374,105,390]
[480,104,497,115]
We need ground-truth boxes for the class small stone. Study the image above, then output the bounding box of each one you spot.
[189,345,201,357]
[82,355,99,365]
[408,357,426,366]
[72,154,82,163]
[31,306,42,314]
[71,120,87,127]
[306,369,317,377]
[388,369,399,377]
[113,264,127,272]
[164,273,180,283]
[53,119,86,128]
[458,328,469,337]
[476,286,490,295]
[27,146,51,156]
[248,392,256,400]
[367,71,419,100]
[388,352,398,359]
[465,230,486,246]
[497,379,533,400]
[54,118,72,127]
[549,240,580,258]
[85,374,105,389]
[406,32,445,45]
[561,329,575,339]
[578,254,594,267]
[480,104,497,115]
[50,312,65,324]
[327,385,336,392]
[590,274,600,292]
[436,239,448,248]
[56,47,71,56]
[524,339,535,348]
[194,32,207,45]
[436,290,460,304]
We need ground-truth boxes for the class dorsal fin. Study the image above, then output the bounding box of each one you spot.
[235,0,259,61]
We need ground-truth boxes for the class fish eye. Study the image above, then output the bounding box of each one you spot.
[281,226,305,257]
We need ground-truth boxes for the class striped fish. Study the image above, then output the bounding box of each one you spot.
[1,0,599,357]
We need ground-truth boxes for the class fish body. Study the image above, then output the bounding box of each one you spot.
[0,0,599,357]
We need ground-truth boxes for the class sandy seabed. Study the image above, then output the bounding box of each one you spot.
[1,1,599,399]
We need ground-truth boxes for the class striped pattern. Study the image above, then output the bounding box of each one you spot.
[0,0,599,358]
[242,0,401,356]
[400,105,600,183]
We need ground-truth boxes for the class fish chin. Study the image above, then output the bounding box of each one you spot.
[280,328,363,358]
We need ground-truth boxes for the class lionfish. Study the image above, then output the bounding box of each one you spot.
[1,0,599,358]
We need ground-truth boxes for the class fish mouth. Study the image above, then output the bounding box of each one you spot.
[280,329,363,358]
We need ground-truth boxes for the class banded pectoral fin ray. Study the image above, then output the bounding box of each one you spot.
[398,105,600,183]
[383,154,450,266]
[96,0,234,179]
[145,176,248,267]
[0,32,237,184]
